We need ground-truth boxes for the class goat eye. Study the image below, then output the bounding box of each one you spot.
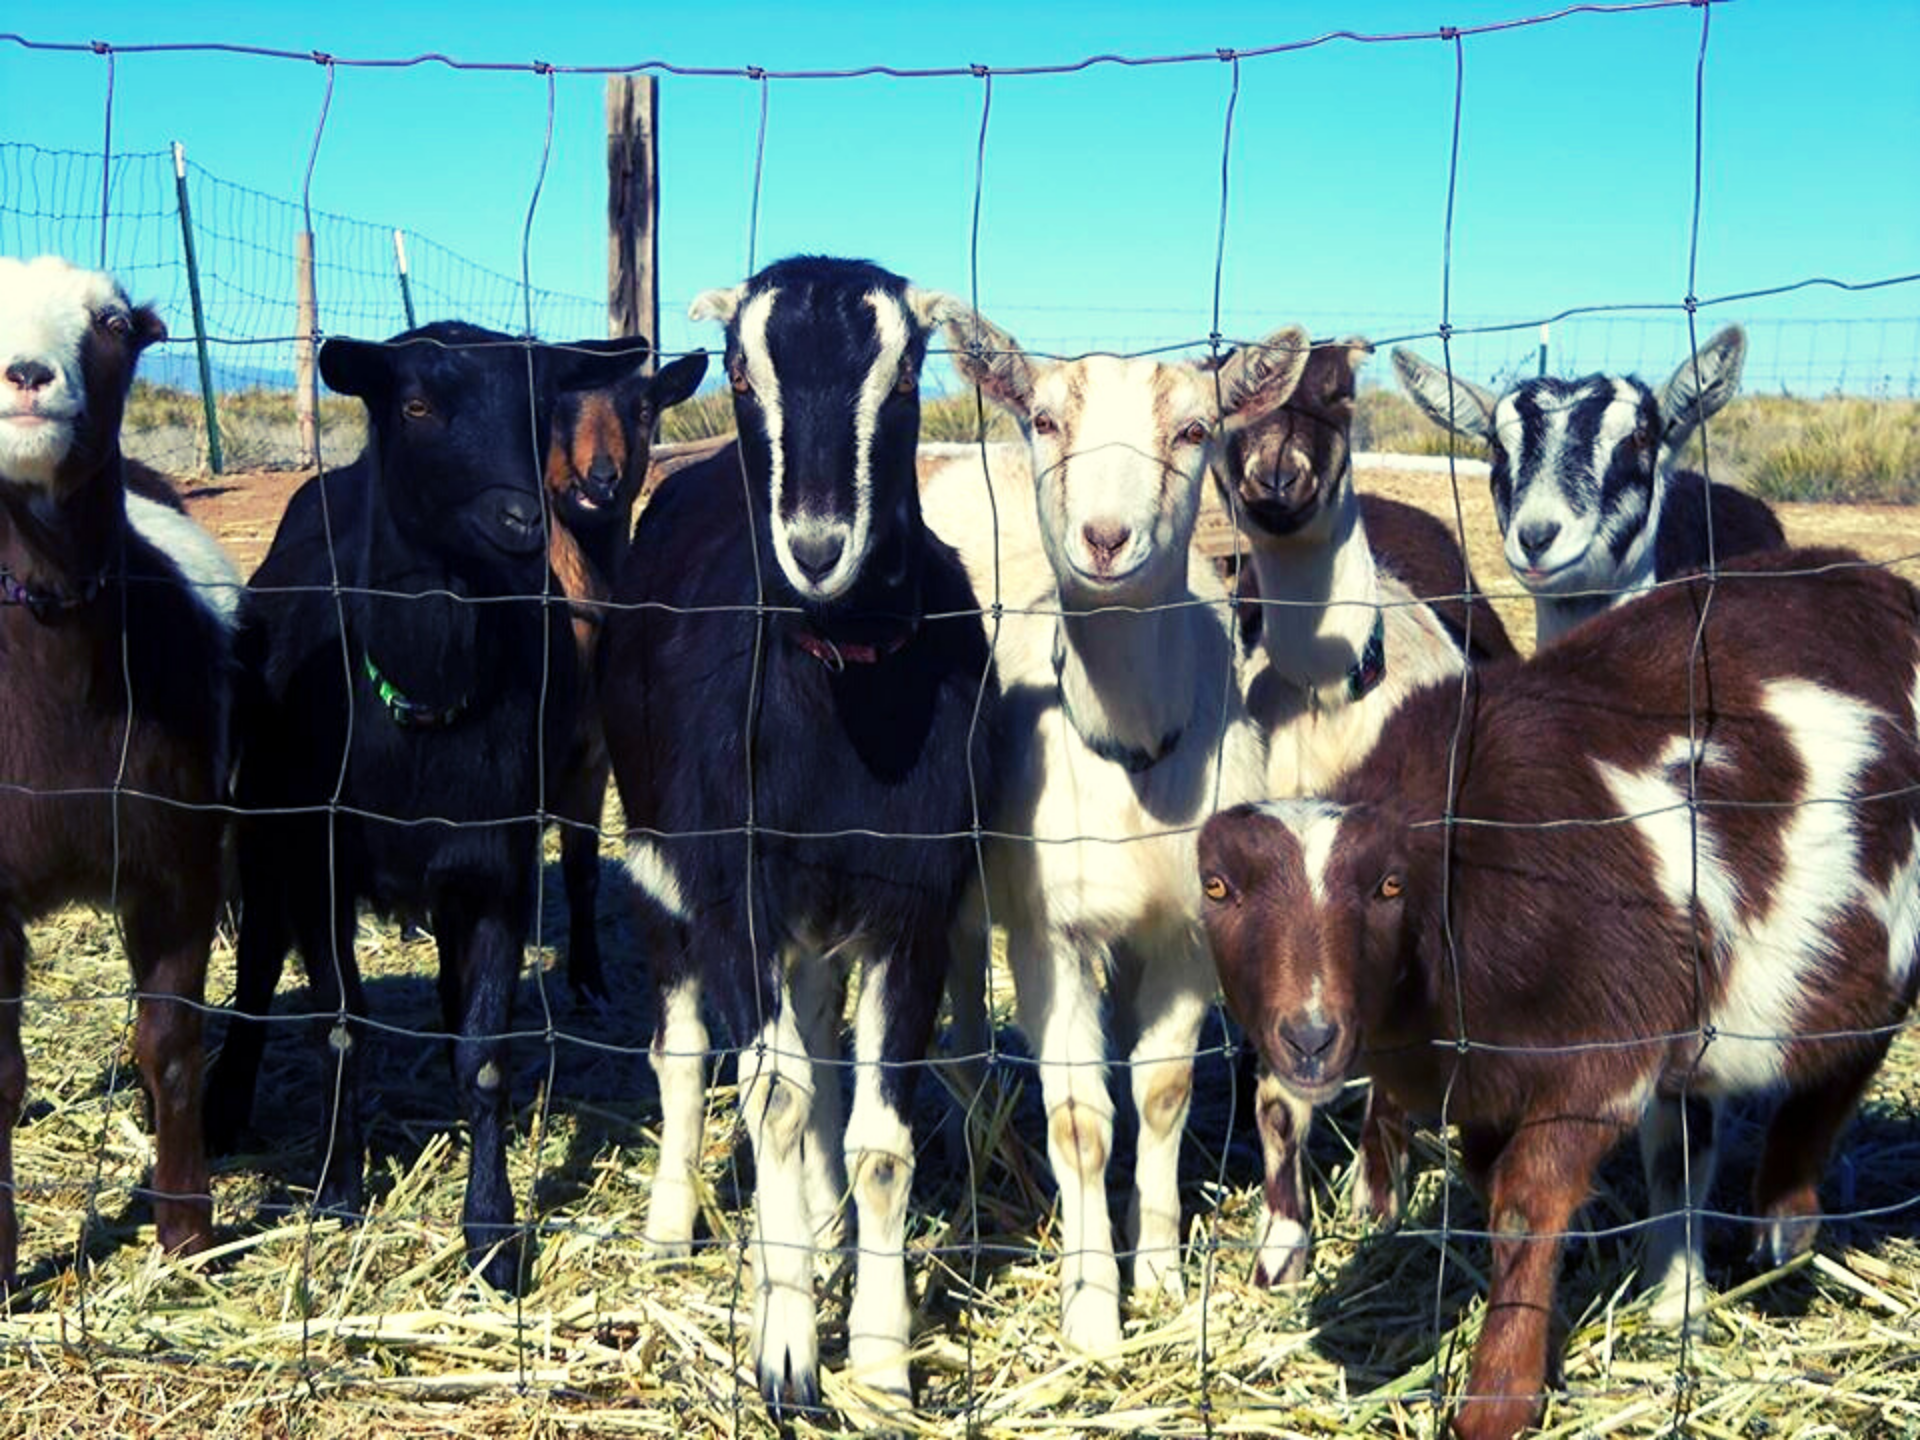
[730,364,752,395]
[1202,874,1229,902]
[1031,411,1057,437]
[1177,419,1209,446]
[895,367,917,395]
[1377,874,1403,900]
[402,397,432,420]
[98,309,131,337]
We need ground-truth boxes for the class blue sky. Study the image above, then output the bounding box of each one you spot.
[3,1,1916,392]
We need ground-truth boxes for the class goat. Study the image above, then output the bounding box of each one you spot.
[599,257,996,1413]
[541,341,707,1003]
[0,254,240,1286]
[203,321,646,1292]
[1392,325,1787,649]
[1211,332,1516,1284]
[1199,550,1920,1440]
[921,308,1273,1352]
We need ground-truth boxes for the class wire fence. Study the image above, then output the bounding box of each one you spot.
[1,4,1919,1439]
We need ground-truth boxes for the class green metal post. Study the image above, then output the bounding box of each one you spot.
[171,141,223,475]
[393,229,418,330]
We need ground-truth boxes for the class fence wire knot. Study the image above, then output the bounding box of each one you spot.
[90,39,112,55]
[310,50,334,67]
[1439,25,1461,41]
[970,62,990,78]
[1216,47,1238,62]
[531,59,554,75]
[745,65,767,81]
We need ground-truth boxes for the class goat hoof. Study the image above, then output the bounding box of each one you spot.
[755,1285,821,1417]
[847,1335,912,1411]
[1060,1288,1123,1356]
[469,1232,526,1295]
[1253,1215,1311,1288]
[1133,1246,1186,1305]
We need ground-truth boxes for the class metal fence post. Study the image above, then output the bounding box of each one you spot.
[170,140,223,475]
[1538,321,1550,378]
[393,228,417,331]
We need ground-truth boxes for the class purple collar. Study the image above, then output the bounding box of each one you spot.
[1,563,106,621]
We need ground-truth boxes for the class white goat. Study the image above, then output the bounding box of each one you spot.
[921,310,1280,1352]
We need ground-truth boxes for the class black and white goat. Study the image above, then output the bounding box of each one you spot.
[1200,551,1920,1440]
[1393,325,1785,648]
[0,254,240,1285]
[205,321,646,1292]
[1212,331,1519,1285]
[541,342,707,1002]
[600,257,996,1412]
[921,310,1271,1350]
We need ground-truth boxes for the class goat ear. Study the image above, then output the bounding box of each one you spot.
[542,337,652,396]
[688,285,746,325]
[1297,336,1372,421]
[317,336,390,400]
[131,305,167,353]
[644,350,709,414]
[1657,324,1745,453]
[941,305,1036,419]
[1208,325,1313,428]
[903,287,965,332]
[1391,346,1496,441]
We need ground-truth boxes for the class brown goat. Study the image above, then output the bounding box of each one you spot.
[1199,550,1920,1440]
[540,346,705,1000]
[0,255,238,1286]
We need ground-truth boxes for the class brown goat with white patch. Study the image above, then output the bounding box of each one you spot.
[0,255,239,1287]
[1199,550,1920,1440]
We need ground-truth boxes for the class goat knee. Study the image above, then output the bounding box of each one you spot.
[1048,1099,1110,1183]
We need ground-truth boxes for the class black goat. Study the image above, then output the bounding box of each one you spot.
[600,256,995,1413]
[205,321,645,1292]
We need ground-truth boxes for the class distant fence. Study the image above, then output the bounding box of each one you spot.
[3,138,1918,475]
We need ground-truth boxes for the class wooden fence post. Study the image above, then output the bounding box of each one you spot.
[295,229,318,467]
[607,74,659,367]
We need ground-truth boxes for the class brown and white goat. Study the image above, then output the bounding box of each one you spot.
[1210,332,1516,1284]
[0,255,240,1286]
[1198,551,1920,1440]
[541,343,705,1002]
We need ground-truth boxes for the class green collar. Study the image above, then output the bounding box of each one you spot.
[362,651,469,730]
[1344,608,1388,705]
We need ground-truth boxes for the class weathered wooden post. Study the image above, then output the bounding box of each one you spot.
[607,74,658,368]
[294,229,318,467]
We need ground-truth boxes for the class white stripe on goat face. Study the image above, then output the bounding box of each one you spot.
[751,285,911,603]
[0,256,127,488]
[1030,355,1212,602]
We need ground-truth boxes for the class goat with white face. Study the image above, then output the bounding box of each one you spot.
[1392,326,1785,648]
[923,310,1278,1352]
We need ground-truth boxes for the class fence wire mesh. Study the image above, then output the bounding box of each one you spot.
[1,2,1918,1437]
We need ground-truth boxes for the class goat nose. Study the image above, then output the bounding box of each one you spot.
[788,529,846,583]
[1278,1018,1339,1065]
[1517,519,1560,563]
[1081,520,1132,566]
[5,358,56,393]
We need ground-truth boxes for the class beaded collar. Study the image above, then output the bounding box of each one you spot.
[0,562,106,621]
[362,651,470,730]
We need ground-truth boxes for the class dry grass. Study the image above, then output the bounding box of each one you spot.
[5,826,1920,1439]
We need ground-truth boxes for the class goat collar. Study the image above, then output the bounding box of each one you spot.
[362,650,470,730]
[790,617,917,672]
[1342,608,1388,706]
[1051,624,1182,774]
[0,562,106,621]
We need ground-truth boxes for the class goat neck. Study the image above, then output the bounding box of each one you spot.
[1242,480,1384,708]
[1052,563,1199,770]
[0,467,124,620]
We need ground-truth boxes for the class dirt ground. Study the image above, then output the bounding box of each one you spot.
[180,455,1920,651]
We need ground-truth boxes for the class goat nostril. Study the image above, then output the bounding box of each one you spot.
[5,359,56,393]
[1279,1019,1339,1064]
[1081,521,1131,563]
[1517,520,1560,562]
[789,531,846,583]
